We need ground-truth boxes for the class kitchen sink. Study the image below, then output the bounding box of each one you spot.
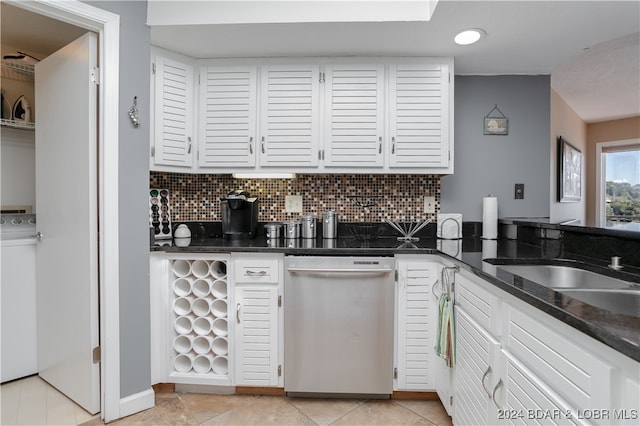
[557,289,640,317]
[494,264,632,290]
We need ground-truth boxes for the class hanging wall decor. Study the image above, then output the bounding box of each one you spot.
[557,136,582,202]
[483,104,508,135]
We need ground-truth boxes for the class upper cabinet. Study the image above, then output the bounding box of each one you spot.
[199,65,258,168]
[152,55,195,169]
[259,65,320,168]
[389,64,450,169]
[324,64,385,168]
[150,50,454,175]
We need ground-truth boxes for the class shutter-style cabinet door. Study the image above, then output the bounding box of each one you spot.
[395,259,439,391]
[234,285,279,386]
[153,56,194,168]
[199,66,257,168]
[324,64,384,168]
[259,65,320,167]
[389,64,450,168]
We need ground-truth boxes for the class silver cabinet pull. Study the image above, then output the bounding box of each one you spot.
[378,136,382,154]
[249,137,254,154]
[187,136,192,154]
[492,379,504,409]
[392,136,396,154]
[236,303,241,323]
[261,136,265,153]
[35,232,43,241]
[246,270,267,277]
[482,366,492,398]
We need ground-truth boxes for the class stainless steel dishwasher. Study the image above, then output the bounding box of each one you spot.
[284,256,394,397]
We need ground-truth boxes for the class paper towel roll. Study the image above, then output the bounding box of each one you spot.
[482,196,498,239]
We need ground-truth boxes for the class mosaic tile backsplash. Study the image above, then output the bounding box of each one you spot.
[150,172,441,223]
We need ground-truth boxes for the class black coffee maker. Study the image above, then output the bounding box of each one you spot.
[221,190,259,239]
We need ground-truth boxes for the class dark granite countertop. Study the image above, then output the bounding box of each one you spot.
[151,222,640,362]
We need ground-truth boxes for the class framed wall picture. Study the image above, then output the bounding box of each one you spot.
[558,136,582,202]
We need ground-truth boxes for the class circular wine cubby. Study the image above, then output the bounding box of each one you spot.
[169,258,229,377]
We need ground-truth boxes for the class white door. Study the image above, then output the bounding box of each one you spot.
[35,32,100,414]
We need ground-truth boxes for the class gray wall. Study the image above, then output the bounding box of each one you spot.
[86,1,151,398]
[441,75,551,222]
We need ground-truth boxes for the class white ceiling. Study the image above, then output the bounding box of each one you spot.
[2,1,639,123]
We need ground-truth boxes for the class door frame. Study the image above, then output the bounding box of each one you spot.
[7,0,121,422]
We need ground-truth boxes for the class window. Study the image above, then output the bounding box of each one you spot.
[597,140,640,231]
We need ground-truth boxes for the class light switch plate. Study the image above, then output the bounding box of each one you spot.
[285,195,303,213]
[424,196,436,213]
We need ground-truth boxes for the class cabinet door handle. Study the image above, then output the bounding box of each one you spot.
[491,379,504,410]
[187,137,192,154]
[236,303,241,323]
[481,366,492,398]
[378,136,382,154]
[246,270,267,277]
[261,136,265,153]
[392,136,396,154]
[249,137,254,154]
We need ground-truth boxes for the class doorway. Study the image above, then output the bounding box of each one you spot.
[1,0,121,422]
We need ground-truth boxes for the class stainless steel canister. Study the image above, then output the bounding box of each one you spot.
[284,220,300,239]
[300,215,317,239]
[322,210,338,239]
[264,223,282,240]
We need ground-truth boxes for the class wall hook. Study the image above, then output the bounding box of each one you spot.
[128,96,140,128]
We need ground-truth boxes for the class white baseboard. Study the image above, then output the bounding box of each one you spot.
[119,388,155,418]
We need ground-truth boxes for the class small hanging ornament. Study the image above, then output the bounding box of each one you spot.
[483,104,508,135]
[128,96,140,128]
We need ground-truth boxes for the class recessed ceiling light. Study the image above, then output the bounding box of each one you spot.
[454,29,485,45]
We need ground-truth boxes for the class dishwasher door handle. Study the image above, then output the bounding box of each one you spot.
[287,267,393,274]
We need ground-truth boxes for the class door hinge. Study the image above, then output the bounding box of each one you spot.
[394,270,398,282]
[278,295,282,307]
[319,72,325,83]
[90,67,100,85]
[449,395,454,406]
[92,346,101,364]
[151,146,155,157]
[394,367,398,379]
[152,63,156,74]
[278,365,282,376]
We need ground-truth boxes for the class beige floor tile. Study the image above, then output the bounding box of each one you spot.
[16,378,47,425]
[330,400,432,425]
[1,380,23,425]
[201,395,317,426]
[108,406,167,426]
[155,394,199,425]
[287,397,363,426]
[394,400,453,426]
[177,393,256,424]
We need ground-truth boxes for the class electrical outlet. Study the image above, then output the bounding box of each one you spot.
[424,196,436,214]
[515,183,525,199]
[285,195,303,213]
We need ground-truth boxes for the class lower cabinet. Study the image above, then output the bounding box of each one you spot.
[232,253,283,388]
[454,268,640,426]
[394,255,452,393]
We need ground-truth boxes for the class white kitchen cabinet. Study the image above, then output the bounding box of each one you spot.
[151,55,195,170]
[454,273,502,426]
[259,65,321,168]
[394,256,440,391]
[150,253,232,386]
[389,63,451,170]
[198,65,258,168]
[231,253,283,387]
[323,64,384,168]
[454,268,638,426]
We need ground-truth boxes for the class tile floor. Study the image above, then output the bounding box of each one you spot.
[1,376,453,426]
[0,375,98,425]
